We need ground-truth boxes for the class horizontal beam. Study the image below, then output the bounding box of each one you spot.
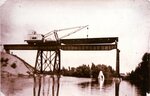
[4,44,117,51]
[61,44,117,51]
[4,44,59,51]
[25,37,118,45]
[60,37,118,44]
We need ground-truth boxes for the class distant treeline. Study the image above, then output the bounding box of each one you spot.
[61,63,117,79]
[127,53,150,93]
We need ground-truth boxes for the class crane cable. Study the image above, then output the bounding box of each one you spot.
[60,25,89,39]
[87,27,89,38]
[148,32,150,52]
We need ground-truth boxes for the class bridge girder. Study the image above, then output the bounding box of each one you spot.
[4,44,117,51]
[3,37,120,76]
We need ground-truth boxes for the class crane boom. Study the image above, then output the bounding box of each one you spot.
[25,25,89,44]
[44,25,88,39]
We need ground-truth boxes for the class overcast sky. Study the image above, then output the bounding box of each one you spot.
[0,0,150,73]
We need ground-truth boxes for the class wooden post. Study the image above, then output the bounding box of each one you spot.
[115,40,120,77]
[116,49,120,77]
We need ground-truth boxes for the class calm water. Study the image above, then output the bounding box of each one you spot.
[1,75,148,96]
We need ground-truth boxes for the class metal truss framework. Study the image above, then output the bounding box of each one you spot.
[34,50,60,74]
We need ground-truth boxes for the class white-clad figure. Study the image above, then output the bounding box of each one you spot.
[98,71,105,89]
[98,71,105,81]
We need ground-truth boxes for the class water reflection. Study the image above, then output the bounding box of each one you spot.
[34,76,117,96]
[78,78,113,89]
[33,75,60,96]
[130,80,149,96]
[78,78,121,96]
[1,75,148,96]
[115,81,120,96]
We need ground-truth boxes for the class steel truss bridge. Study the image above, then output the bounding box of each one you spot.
[3,37,120,77]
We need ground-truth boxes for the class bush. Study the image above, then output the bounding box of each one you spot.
[11,63,17,69]
[1,58,9,67]
[0,58,9,63]
[2,63,8,67]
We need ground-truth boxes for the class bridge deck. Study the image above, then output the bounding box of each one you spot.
[25,37,118,45]
[60,37,118,44]
[4,44,117,51]
[4,37,118,51]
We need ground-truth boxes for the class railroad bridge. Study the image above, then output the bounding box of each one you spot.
[3,37,120,77]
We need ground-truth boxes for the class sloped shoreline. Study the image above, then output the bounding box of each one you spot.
[0,52,34,76]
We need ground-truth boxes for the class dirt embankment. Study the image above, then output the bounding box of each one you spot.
[0,52,35,96]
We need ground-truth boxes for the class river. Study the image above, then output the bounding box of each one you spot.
[1,75,148,96]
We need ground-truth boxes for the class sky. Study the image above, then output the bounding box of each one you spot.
[0,0,150,73]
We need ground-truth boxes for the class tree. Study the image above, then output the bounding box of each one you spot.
[61,63,116,79]
[91,63,98,78]
[91,63,115,79]
[129,53,150,93]
[75,64,90,77]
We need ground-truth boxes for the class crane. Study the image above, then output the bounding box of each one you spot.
[25,25,89,45]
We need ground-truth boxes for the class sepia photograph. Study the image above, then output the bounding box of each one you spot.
[0,0,150,96]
